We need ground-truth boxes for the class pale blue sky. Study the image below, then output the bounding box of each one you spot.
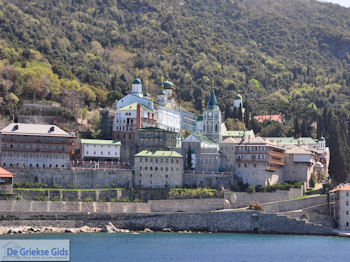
[318,0,350,7]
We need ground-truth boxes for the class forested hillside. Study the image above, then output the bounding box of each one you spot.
[1,0,350,113]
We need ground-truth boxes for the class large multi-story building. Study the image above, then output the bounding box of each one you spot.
[0,123,75,168]
[136,127,178,152]
[220,136,286,185]
[134,150,184,188]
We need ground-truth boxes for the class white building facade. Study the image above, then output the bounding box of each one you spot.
[81,139,121,160]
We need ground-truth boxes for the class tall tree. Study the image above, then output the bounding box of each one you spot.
[187,146,192,169]
[238,104,243,122]
[294,117,300,137]
[328,114,348,184]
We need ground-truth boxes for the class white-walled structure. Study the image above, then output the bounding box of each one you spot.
[81,139,121,160]
[330,184,350,230]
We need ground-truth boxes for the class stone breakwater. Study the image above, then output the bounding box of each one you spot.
[0,211,335,236]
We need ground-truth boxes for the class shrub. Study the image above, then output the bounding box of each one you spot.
[15,196,21,200]
[53,196,60,201]
[309,174,317,188]
[110,198,119,202]
[133,198,142,203]
[34,196,48,201]
[247,185,256,194]
[84,197,94,202]
[248,202,264,211]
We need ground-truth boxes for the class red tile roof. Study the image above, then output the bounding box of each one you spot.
[0,167,13,178]
[329,184,350,193]
[254,114,282,123]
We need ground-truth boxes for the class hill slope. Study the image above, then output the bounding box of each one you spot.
[0,0,350,117]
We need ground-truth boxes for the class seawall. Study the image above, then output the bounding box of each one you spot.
[0,211,334,236]
[0,199,226,214]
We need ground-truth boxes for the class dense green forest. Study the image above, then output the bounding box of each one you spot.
[1,0,350,182]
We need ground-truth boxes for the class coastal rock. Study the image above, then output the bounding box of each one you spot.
[101,225,115,233]
[162,228,172,232]
[107,222,118,231]
[79,226,94,233]
[65,228,78,233]
[144,228,153,233]
[115,228,130,233]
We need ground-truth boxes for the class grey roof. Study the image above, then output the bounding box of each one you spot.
[1,123,74,137]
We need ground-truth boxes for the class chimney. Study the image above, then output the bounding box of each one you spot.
[136,104,142,129]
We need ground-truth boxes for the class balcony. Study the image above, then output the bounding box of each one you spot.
[2,139,73,145]
[266,165,278,172]
[268,150,285,158]
[268,158,285,166]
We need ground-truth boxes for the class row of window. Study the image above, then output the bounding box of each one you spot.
[236,146,267,152]
[139,158,179,164]
[140,166,179,171]
[3,144,67,151]
[3,163,65,168]
[2,152,68,159]
[85,145,118,148]
[139,174,169,178]
[85,151,118,156]
[3,135,69,143]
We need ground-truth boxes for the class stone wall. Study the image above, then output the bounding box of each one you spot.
[225,187,304,208]
[262,195,327,213]
[149,199,225,212]
[184,171,236,189]
[10,168,133,188]
[0,211,333,235]
[0,198,225,214]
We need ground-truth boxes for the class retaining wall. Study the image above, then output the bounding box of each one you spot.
[10,168,133,188]
[262,195,327,213]
[0,198,225,214]
[0,211,333,235]
[183,172,236,189]
[225,187,304,208]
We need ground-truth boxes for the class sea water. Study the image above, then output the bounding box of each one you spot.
[1,232,349,262]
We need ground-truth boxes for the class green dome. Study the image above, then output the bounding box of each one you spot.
[162,75,173,89]
[234,94,242,100]
[163,80,173,89]
[158,90,166,95]
[133,78,142,84]
[319,137,325,141]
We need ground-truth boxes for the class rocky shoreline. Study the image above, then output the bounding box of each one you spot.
[0,222,196,235]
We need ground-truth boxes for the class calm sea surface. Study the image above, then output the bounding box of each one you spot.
[1,232,350,262]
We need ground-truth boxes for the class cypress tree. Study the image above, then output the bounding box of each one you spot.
[233,107,238,119]
[187,146,192,169]
[328,115,348,184]
[244,103,250,129]
[294,117,300,137]
[238,104,243,122]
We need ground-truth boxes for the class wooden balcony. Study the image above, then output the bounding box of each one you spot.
[268,150,285,158]
[266,165,278,172]
[268,158,285,166]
